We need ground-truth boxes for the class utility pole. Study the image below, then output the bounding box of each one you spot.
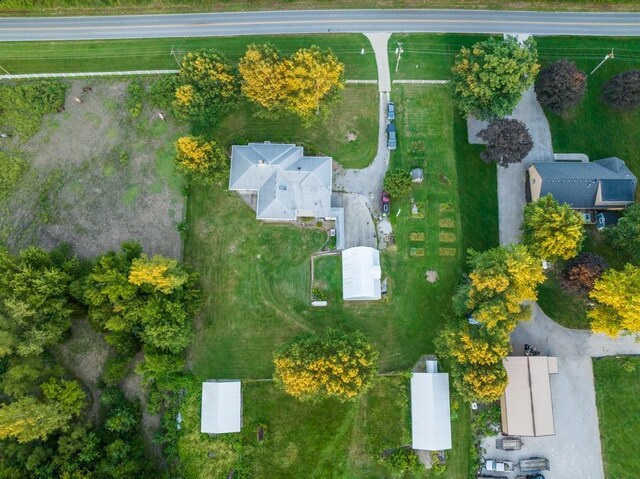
[394,42,404,73]
[170,46,181,68]
[590,49,614,75]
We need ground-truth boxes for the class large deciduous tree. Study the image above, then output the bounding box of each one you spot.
[605,203,640,264]
[451,36,539,120]
[521,194,584,262]
[238,44,344,123]
[383,168,412,197]
[0,246,80,358]
[174,136,229,185]
[534,60,587,114]
[478,118,533,167]
[602,69,640,111]
[82,241,201,355]
[273,328,379,402]
[172,49,238,127]
[589,264,640,336]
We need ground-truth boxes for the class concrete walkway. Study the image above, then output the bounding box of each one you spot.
[334,33,391,217]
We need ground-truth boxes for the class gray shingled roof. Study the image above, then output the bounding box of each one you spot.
[532,157,637,209]
[229,143,332,220]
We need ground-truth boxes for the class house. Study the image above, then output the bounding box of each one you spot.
[410,359,452,451]
[201,380,242,434]
[229,142,333,221]
[342,246,382,301]
[528,158,637,222]
[500,356,558,437]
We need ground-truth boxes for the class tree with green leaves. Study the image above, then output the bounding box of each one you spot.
[0,246,80,358]
[172,49,239,128]
[383,168,412,197]
[174,135,229,185]
[451,36,539,119]
[83,241,201,356]
[273,328,379,402]
[589,264,640,336]
[605,203,640,264]
[522,194,584,261]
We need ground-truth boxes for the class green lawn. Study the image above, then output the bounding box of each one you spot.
[537,271,590,329]
[215,85,379,169]
[593,356,640,479]
[537,36,640,188]
[0,34,376,78]
[388,34,490,81]
[183,83,498,477]
[313,255,343,303]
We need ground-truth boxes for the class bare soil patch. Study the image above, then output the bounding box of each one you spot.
[2,79,184,259]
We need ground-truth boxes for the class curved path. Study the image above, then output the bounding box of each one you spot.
[3,10,640,42]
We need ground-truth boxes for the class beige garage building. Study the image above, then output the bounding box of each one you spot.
[500,356,558,437]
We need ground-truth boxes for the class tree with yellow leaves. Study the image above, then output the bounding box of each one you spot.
[273,328,378,402]
[461,365,508,403]
[522,194,584,261]
[172,49,238,127]
[174,135,229,184]
[238,44,344,123]
[467,244,545,317]
[129,254,187,294]
[588,264,640,336]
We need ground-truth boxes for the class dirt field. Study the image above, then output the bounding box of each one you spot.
[1,79,184,259]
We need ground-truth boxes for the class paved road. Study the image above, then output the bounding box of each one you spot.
[3,10,640,41]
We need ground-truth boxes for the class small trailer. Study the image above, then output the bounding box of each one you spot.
[484,459,516,472]
[496,436,523,450]
[519,457,550,472]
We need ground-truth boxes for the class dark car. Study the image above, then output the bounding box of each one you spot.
[381,191,390,215]
[387,101,396,121]
[386,123,397,150]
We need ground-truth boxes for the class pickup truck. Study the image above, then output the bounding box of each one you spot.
[519,457,550,472]
[484,459,516,472]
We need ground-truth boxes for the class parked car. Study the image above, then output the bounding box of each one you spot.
[484,459,516,472]
[387,101,396,121]
[381,191,390,215]
[386,123,397,150]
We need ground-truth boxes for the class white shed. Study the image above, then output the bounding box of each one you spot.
[410,361,452,451]
[342,246,382,301]
[201,380,242,434]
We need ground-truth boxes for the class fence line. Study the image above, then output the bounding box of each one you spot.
[0,70,179,80]
[392,79,449,84]
[345,79,378,84]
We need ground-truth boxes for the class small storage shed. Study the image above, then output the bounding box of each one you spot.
[342,247,382,301]
[411,168,424,183]
[201,380,242,434]
[410,360,452,451]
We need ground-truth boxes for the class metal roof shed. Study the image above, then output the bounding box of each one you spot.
[201,380,242,434]
[500,357,558,437]
[410,362,452,451]
[342,246,382,301]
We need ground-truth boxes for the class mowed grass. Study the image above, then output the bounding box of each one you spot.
[0,34,377,78]
[537,36,640,188]
[388,33,491,80]
[593,356,640,479]
[537,271,590,329]
[215,85,379,169]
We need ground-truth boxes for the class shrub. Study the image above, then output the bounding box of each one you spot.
[378,447,420,475]
[125,80,144,119]
[383,169,412,197]
[602,69,640,111]
[174,136,229,185]
[478,118,533,167]
[0,151,28,200]
[150,75,180,110]
[562,253,608,293]
[534,59,587,114]
[101,356,131,386]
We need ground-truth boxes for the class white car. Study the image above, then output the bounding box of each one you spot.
[484,459,516,472]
